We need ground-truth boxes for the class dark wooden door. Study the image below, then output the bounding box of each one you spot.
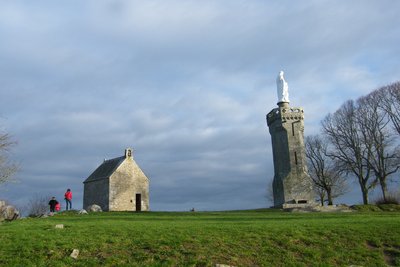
[135,194,141,211]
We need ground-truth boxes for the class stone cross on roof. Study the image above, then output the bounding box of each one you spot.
[125,148,133,158]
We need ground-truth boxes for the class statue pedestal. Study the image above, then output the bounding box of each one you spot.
[277,101,289,108]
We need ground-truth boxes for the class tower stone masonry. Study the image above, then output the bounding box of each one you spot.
[266,71,315,208]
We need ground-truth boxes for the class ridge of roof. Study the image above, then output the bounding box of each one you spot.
[83,156,125,183]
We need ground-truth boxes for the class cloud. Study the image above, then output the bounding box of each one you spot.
[1,1,400,211]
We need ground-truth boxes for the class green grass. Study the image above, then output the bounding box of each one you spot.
[1,209,400,266]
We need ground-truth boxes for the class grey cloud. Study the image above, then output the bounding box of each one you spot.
[1,1,400,211]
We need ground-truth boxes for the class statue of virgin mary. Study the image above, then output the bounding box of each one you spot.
[276,71,289,103]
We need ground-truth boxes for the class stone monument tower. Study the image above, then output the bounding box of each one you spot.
[266,71,314,208]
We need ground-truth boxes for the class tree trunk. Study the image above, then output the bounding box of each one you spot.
[318,191,325,206]
[327,188,333,205]
[361,188,369,204]
[357,176,370,205]
[380,179,388,202]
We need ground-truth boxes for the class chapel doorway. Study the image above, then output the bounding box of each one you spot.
[135,194,142,211]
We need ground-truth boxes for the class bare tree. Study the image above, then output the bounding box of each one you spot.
[357,89,400,202]
[27,194,51,217]
[379,81,400,136]
[0,133,18,186]
[321,100,377,204]
[305,134,347,205]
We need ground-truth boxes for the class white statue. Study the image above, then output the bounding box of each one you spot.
[276,70,290,103]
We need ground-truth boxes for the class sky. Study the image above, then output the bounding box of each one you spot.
[1,1,399,212]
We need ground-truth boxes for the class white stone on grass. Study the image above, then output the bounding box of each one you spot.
[78,209,88,214]
[70,249,79,259]
[87,204,102,212]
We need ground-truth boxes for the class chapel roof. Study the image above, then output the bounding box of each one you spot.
[83,156,125,183]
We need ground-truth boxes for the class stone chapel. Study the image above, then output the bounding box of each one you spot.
[83,148,149,211]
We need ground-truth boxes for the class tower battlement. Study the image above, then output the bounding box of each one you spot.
[266,107,304,126]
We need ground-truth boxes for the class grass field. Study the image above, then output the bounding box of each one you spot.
[1,208,399,266]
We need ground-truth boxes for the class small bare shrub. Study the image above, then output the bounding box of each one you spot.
[27,194,51,217]
[374,193,399,205]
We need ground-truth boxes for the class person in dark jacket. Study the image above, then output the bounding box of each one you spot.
[48,197,58,213]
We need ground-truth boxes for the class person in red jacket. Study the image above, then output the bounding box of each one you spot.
[64,188,72,211]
